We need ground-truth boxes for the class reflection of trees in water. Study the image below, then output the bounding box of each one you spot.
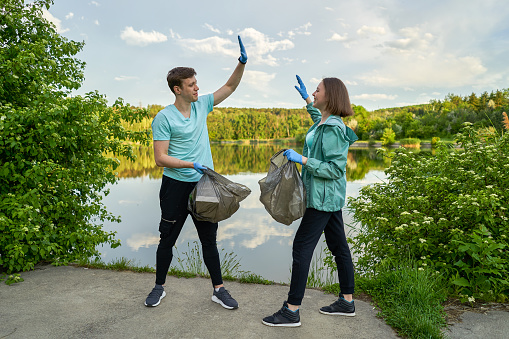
[113,144,391,181]
[346,149,387,181]
[112,146,161,179]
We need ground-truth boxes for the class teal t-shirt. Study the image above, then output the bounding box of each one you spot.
[151,93,214,182]
[305,115,332,156]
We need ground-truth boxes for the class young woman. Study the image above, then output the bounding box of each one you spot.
[262,75,358,327]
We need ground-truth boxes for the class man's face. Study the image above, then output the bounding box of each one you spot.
[176,76,199,102]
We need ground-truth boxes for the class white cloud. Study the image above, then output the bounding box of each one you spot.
[243,70,276,90]
[239,28,295,66]
[41,9,69,34]
[328,32,349,42]
[169,29,181,39]
[360,55,487,87]
[94,20,99,26]
[383,27,434,54]
[281,22,312,39]
[352,93,398,101]
[204,23,221,34]
[217,218,294,249]
[65,12,74,20]
[357,25,386,37]
[114,76,139,81]
[126,233,159,251]
[120,26,168,46]
[173,28,294,66]
[90,1,100,6]
[176,35,237,57]
[344,80,358,86]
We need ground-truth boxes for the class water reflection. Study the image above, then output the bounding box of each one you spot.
[101,144,389,283]
[114,143,390,179]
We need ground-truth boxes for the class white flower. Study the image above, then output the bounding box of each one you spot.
[401,211,411,216]
[421,256,426,260]
[418,267,424,271]
[468,296,475,303]
[419,238,426,243]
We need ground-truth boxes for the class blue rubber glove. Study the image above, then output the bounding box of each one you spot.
[283,149,303,165]
[238,35,247,64]
[294,75,309,100]
[193,162,206,174]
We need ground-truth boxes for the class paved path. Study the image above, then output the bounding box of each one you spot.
[0,265,507,338]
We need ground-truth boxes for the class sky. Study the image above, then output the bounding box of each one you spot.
[42,0,509,111]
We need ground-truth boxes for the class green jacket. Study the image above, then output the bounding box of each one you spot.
[301,102,358,212]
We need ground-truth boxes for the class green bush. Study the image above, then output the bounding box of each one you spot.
[348,123,509,301]
[381,127,396,146]
[399,138,421,146]
[0,0,150,273]
[431,136,441,146]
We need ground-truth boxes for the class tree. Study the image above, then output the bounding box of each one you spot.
[0,0,150,273]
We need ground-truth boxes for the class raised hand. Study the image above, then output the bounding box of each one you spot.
[238,35,247,64]
[294,75,309,100]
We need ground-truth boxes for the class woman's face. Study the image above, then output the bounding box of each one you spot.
[312,81,326,111]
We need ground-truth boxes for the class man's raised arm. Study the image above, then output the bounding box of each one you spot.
[213,35,247,106]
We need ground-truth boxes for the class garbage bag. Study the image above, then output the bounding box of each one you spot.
[258,149,306,225]
[188,167,251,223]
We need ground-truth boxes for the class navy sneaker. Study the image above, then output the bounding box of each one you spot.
[212,287,239,309]
[262,301,301,327]
[144,285,166,307]
[319,294,355,316]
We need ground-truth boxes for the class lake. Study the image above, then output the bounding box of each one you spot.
[98,143,389,283]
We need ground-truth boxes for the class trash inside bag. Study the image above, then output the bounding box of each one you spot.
[259,149,306,225]
[188,167,251,223]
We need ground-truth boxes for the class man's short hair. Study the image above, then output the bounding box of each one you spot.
[166,67,197,94]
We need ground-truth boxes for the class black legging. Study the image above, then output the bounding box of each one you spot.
[155,175,222,286]
[288,208,355,306]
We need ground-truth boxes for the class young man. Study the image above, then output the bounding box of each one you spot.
[145,36,247,309]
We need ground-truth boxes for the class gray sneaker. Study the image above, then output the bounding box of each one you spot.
[144,285,166,307]
[319,294,355,316]
[262,301,301,327]
[212,287,238,309]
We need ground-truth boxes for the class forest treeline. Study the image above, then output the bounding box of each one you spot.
[125,89,509,141]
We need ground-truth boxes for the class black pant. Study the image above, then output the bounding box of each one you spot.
[155,175,223,286]
[287,208,355,306]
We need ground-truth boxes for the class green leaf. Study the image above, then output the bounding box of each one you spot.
[452,277,470,287]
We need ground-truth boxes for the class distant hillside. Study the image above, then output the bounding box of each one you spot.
[129,89,508,141]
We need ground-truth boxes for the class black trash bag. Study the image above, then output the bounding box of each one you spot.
[258,149,306,225]
[188,167,251,223]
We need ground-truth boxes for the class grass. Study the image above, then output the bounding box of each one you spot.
[355,262,448,339]
[77,241,274,285]
[306,250,337,288]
